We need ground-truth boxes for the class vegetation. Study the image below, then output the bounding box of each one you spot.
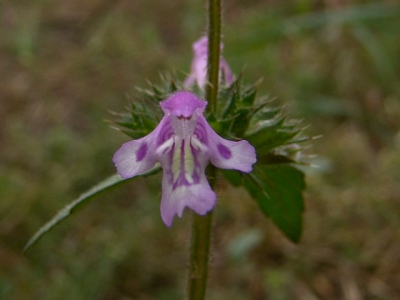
[1,0,399,299]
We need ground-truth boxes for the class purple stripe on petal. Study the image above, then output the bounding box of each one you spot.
[136,143,147,162]
[217,143,232,159]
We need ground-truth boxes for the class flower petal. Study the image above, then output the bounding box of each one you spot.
[113,136,157,178]
[183,73,196,88]
[160,171,216,227]
[184,36,234,88]
[220,58,234,86]
[113,117,171,178]
[158,135,216,226]
[160,91,207,118]
[197,117,257,173]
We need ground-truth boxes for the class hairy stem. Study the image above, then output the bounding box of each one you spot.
[187,166,216,300]
[187,170,215,300]
[205,0,221,114]
[187,0,221,299]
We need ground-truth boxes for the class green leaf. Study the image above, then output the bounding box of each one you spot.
[220,169,244,187]
[246,117,301,153]
[244,164,305,243]
[24,166,161,252]
[239,82,259,107]
[257,153,297,165]
[217,76,266,138]
[220,77,241,119]
[111,72,182,138]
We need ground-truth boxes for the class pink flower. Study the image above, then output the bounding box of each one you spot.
[113,91,256,226]
[184,36,234,88]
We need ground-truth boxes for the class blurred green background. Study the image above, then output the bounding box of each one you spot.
[1,0,400,299]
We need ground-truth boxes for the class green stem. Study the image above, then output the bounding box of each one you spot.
[205,0,221,114]
[187,166,216,300]
[187,0,221,299]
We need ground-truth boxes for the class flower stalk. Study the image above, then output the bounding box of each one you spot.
[205,0,221,114]
[187,166,215,300]
[187,0,222,299]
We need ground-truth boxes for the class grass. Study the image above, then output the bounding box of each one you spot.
[1,0,400,299]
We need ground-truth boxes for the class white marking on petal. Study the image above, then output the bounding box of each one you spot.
[184,138,195,183]
[191,136,208,153]
[185,173,194,184]
[159,131,208,190]
[156,137,174,156]
[172,137,182,183]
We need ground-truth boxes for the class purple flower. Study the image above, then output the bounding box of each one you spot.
[184,36,234,88]
[113,91,256,226]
